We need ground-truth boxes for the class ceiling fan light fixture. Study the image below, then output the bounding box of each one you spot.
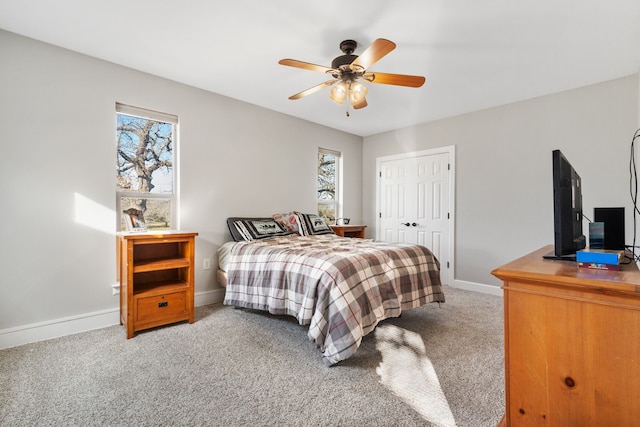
[349,81,368,105]
[329,82,348,104]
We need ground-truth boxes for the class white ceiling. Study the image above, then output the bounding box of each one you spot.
[1,0,639,137]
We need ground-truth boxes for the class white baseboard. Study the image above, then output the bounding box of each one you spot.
[451,279,503,297]
[0,307,121,350]
[0,288,227,350]
[195,288,225,306]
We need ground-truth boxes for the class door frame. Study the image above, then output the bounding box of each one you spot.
[375,145,455,286]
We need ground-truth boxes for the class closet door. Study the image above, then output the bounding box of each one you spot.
[378,150,451,283]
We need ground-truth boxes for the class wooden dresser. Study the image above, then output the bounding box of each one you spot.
[117,231,198,338]
[491,245,640,426]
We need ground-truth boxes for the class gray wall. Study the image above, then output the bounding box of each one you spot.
[0,30,362,332]
[363,74,640,289]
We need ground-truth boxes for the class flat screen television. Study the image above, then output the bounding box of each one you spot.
[543,149,586,260]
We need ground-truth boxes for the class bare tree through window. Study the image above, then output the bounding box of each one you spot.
[318,149,340,223]
[116,106,176,231]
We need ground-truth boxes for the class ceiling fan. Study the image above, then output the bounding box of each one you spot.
[279,38,426,116]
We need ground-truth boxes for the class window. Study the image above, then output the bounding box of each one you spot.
[317,148,342,224]
[116,103,178,231]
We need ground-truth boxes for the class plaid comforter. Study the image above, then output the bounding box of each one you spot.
[223,234,444,366]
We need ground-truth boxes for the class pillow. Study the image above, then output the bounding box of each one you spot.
[272,212,301,234]
[233,218,295,241]
[296,212,335,236]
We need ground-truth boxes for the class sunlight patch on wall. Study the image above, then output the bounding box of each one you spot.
[375,324,456,427]
[74,192,116,235]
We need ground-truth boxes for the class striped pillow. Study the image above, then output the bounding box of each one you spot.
[296,212,335,236]
[233,218,294,241]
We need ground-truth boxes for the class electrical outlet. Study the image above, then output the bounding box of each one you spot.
[203,258,211,270]
[111,282,120,296]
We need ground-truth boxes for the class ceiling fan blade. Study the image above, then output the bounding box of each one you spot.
[279,59,333,74]
[288,80,338,100]
[352,98,368,109]
[349,38,396,71]
[364,72,426,88]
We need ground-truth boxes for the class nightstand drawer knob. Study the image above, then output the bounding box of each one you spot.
[158,301,169,308]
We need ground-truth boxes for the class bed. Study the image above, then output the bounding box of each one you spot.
[218,214,445,366]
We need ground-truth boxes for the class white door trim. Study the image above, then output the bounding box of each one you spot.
[375,145,455,286]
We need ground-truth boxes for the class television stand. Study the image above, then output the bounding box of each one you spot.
[542,250,577,261]
[492,245,640,426]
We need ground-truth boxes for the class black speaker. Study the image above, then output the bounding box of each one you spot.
[594,207,625,250]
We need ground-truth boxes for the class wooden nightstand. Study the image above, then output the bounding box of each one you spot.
[117,231,198,338]
[330,225,367,239]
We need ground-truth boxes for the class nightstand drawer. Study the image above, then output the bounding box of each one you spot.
[135,291,187,323]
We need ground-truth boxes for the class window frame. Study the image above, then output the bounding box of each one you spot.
[115,103,179,231]
[317,147,343,225]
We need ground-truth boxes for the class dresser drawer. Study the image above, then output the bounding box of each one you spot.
[135,291,187,323]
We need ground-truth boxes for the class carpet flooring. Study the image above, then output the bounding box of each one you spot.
[0,285,504,426]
